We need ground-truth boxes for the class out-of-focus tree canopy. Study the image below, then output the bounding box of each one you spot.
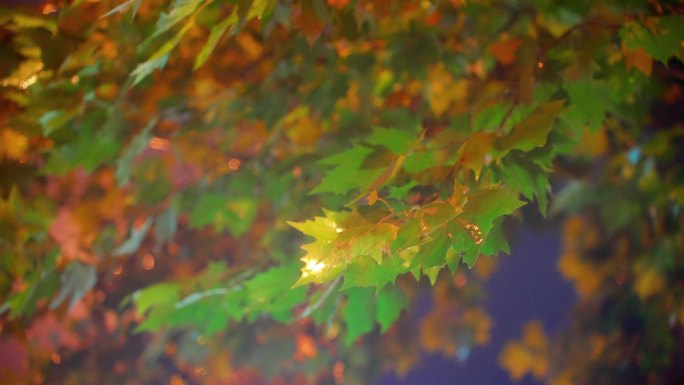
[1,0,683,384]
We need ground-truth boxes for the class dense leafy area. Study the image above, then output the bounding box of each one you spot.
[0,0,683,384]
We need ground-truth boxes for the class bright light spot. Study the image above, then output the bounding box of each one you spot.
[333,361,345,384]
[42,4,58,14]
[148,137,170,151]
[303,259,326,276]
[228,158,241,171]
[456,345,470,362]
[112,264,123,276]
[454,272,468,288]
[50,353,61,365]
[142,254,155,270]
[537,61,544,69]
[334,225,343,233]
[19,75,38,89]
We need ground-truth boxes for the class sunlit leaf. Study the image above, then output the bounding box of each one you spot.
[194,13,237,70]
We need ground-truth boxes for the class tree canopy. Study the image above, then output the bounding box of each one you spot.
[1,0,683,384]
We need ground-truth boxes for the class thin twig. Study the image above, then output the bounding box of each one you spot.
[298,276,341,319]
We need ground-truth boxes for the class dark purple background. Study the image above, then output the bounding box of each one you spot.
[381,224,575,385]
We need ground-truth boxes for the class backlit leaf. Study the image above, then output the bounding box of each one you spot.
[376,285,407,332]
[343,286,375,344]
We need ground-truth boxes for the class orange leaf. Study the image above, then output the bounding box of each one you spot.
[295,1,324,45]
[622,43,653,77]
[488,38,522,66]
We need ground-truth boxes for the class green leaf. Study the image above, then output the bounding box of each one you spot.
[244,264,307,321]
[448,221,481,267]
[496,100,566,155]
[153,0,203,38]
[460,186,526,233]
[189,193,258,237]
[131,54,169,85]
[43,132,121,175]
[621,15,684,63]
[194,13,237,70]
[341,254,408,289]
[338,222,396,264]
[39,109,79,136]
[494,154,550,216]
[203,290,247,334]
[413,236,448,269]
[479,218,510,256]
[391,217,420,252]
[366,126,416,154]
[375,285,406,333]
[343,287,375,344]
[6,266,59,319]
[562,79,609,132]
[133,282,180,316]
[311,145,384,195]
[116,118,158,186]
[403,149,437,173]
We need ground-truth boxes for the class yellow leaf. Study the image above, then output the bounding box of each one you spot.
[521,321,548,351]
[237,33,264,60]
[499,321,549,381]
[281,106,323,146]
[0,129,29,160]
[634,263,665,300]
[499,342,536,380]
[426,63,468,117]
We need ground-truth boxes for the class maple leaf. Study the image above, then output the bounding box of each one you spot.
[497,100,566,155]
[343,287,375,344]
[488,37,522,65]
[311,145,384,195]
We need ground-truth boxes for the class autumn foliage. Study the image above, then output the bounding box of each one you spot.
[1,1,683,385]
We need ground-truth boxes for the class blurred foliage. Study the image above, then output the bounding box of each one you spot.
[0,0,682,385]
